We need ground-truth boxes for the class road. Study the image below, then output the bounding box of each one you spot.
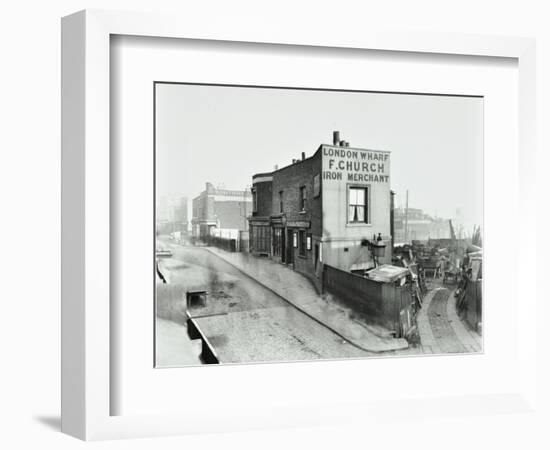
[156,240,369,365]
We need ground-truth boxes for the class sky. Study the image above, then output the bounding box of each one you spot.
[155,83,483,233]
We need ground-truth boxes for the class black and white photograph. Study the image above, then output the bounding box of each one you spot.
[6,1,546,447]
[154,83,483,367]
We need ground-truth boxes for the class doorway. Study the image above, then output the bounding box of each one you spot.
[286,229,294,265]
[281,228,286,263]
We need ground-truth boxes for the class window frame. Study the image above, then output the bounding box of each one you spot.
[300,185,307,212]
[313,174,321,198]
[347,184,370,225]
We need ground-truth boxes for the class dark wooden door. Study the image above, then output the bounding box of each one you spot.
[286,229,294,265]
[281,229,286,263]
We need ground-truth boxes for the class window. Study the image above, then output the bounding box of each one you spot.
[300,186,306,211]
[306,234,312,251]
[279,190,283,213]
[252,188,257,213]
[348,186,368,223]
[313,174,321,198]
[299,230,306,256]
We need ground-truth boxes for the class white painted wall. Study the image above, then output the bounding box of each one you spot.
[321,145,391,270]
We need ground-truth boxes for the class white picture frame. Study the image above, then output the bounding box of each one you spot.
[61,9,537,441]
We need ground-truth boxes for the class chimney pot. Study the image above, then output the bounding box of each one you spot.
[301,152,306,160]
[333,131,340,146]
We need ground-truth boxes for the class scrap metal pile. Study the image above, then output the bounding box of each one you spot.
[393,236,483,328]
[394,238,467,283]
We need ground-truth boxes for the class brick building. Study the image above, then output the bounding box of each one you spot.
[249,132,392,284]
[192,182,252,240]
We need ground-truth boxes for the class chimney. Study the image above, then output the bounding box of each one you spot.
[333,131,340,146]
[301,152,306,160]
[292,159,296,164]
[274,164,278,171]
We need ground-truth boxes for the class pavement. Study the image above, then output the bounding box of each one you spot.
[205,247,409,353]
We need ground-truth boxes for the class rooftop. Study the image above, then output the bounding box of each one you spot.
[252,131,389,180]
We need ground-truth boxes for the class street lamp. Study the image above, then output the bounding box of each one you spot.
[361,233,387,267]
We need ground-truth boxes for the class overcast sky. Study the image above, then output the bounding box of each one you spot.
[156,83,483,232]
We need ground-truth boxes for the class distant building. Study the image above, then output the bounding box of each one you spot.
[192,182,252,239]
[157,195,188,235]
[174,197,189,232]
[248,131,392,283]
[393,207,449,243]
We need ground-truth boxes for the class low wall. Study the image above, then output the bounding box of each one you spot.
[205,236,237,252]
[186,316,220,364]
[322,264,414,335]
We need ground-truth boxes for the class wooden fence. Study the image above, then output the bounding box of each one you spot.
[465,279,482,332]
[322,264,415,336]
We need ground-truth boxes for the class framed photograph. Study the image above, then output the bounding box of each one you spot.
[61,9,537,440]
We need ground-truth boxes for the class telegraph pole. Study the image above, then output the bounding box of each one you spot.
[404,189,409,243]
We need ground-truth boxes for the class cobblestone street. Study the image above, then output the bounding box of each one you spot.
[428,289,469,353]
[417,285,482,355]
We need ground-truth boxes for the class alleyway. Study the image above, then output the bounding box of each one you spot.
[416,285,482,355]
[428,289,467,353]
